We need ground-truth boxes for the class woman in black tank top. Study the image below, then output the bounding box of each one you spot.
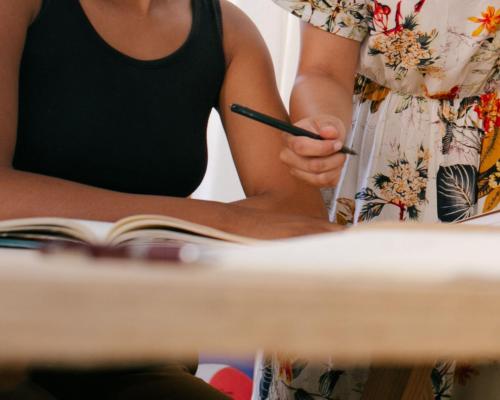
[0,0,336,238]
[0,0,340,398]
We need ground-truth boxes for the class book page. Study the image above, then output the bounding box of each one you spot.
[110,229,249,248]
[0,217,101,243]
[0,214,252,247]
[73,220,114,243]
[107,215,258,245]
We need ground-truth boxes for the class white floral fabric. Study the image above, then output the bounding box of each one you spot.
[255,1,500,399]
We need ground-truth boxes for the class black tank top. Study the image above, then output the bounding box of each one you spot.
[13,0,225,197]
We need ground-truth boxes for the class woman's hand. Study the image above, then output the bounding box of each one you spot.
[225,204,344,240]
[279,115,348,188]
[253,213,344,240]
[282,23,360,189]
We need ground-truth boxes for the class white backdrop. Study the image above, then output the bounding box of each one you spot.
[192,1,300,201]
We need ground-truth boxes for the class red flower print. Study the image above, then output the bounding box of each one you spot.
[475,92,500,136]
[373,0,403,35]
[414,0,426,13]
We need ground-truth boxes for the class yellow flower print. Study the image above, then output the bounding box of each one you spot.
[489,161,500,190]
[476,92,500,174]
[468,6,500,37]
[489,172,500,189]
[355,146,429,221]
[370,27,438,79]
[335,198,355,225]
[481,159,500,213]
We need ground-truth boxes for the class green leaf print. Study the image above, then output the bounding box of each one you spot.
[436,164,478,222]
[292,359,308,379]
[402,15,418,30]
[319,370,345,397]
[355,187,382,201]
[374,173,392,190]
[407,205,420,220]
[358,201,386,221]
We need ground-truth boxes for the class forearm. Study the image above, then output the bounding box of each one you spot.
[234,188,327,219]
[290,72,354,132]
[0,167,239,228]
[0,168,332,239]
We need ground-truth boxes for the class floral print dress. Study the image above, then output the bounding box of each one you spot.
[254,1,500,399]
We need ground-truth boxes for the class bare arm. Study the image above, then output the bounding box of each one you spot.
[280,23,360,187]
[217,2,327,218]
[0,1,338,238]
[292,23,359,131]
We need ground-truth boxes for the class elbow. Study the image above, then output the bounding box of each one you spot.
[295,67,336,85]
[0,164,14,176]
[294,68,354,99]
[0,165,16,179]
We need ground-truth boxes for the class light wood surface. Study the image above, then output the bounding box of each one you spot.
[0,248,499,371]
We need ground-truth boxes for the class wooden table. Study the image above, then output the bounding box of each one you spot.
[1,246,500,369]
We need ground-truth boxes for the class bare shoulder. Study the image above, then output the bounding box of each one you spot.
[0,0,41,53]
[0,0,41,24]
[0,0,42,167]
[218,0,270,65]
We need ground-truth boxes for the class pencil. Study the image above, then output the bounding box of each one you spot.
[230,104,357,156]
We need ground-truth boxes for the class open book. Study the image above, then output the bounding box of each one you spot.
[0,215,257,249]
[0,207,497,250]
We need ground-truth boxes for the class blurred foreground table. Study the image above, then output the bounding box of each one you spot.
[0,247,500,370]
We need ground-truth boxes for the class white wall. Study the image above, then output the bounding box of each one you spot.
[192,0,300,202]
